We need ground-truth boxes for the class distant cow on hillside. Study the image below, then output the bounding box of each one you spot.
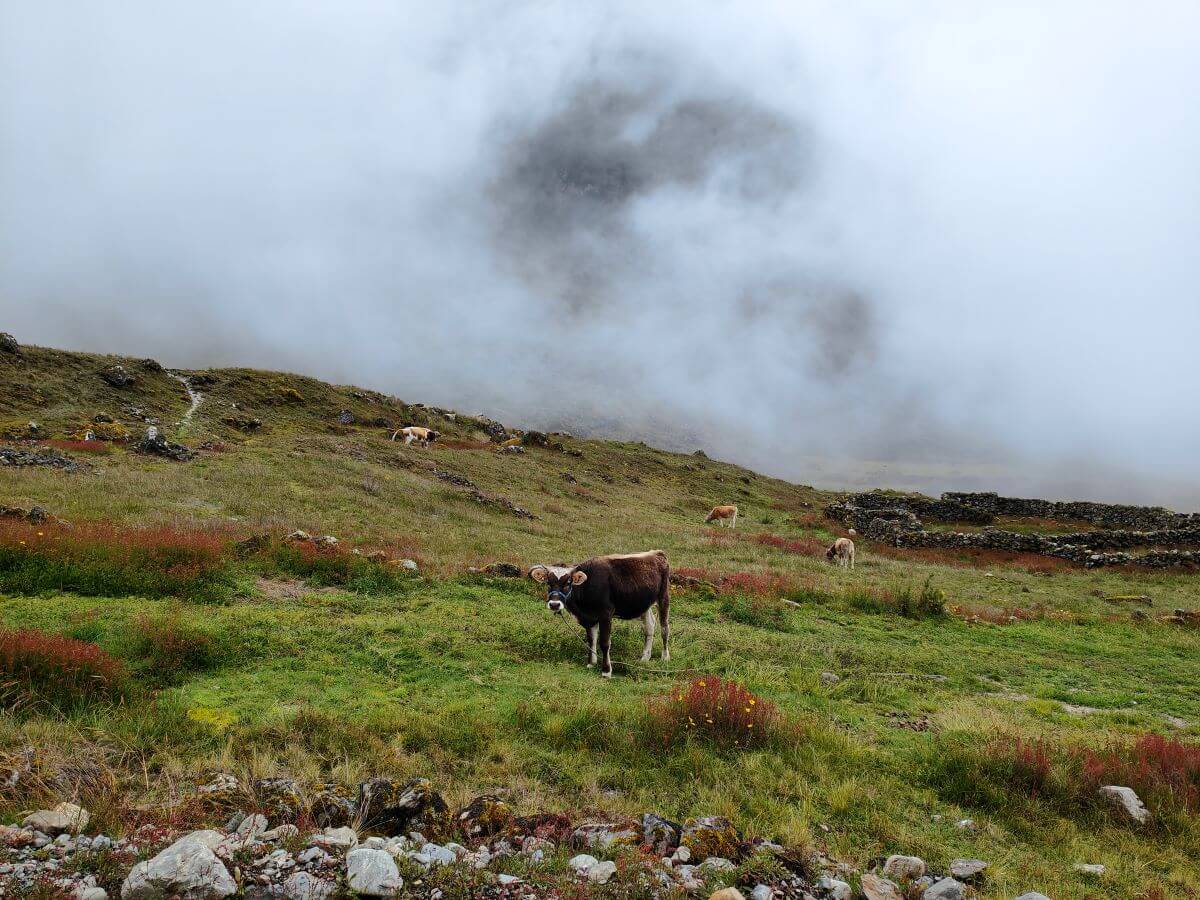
[705,505,738,528]
[827,537,856,569]
[391,426,439,447]
[529,551,670,678]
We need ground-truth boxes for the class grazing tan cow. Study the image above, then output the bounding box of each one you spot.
[704,505,739,528]
[826,537,856,569]
[391,426,439,447]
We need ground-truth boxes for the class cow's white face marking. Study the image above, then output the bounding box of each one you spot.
[531,565,584,614]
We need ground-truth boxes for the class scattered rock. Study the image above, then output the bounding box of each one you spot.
[680,816,742,861]
[235,813,268,843]
[568,854,598,874]
[285,530,312,543]
[814,875,852,899]
[1014,894,1051,900]
[282,871,335,900]
[345,848,403,896]
[0,332,19,353]
[359,777,448,837]
[1099,785,1149,823]
[882,855,926,881]
[337,410,355,426]
[455,794,513,839]
[398,558,419,571]
[1074,863,1105,876]
[100,365,135,388]
[820,672,841,685]
[121,830,236,900]
[135,431,195,461]
[642,812,682,855]
[700,856,735,872]
[751,886,774,900]
[710,890,745,900]
[922,877,965,900]
[587,860,618,884]
[860,873,904,900]
[1,447,81,471]
[22,802,89,835]
[572,822,639,851]
[313,826,358,852]
[222,416,263,432]
[949,858,988,880]
[309,783,357,827]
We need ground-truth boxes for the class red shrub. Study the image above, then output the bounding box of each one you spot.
[1080,734,1200,815]
[0,628,128,707]
[754,533,827,556]
[649,677,779,750]
[1009,738,1054,797]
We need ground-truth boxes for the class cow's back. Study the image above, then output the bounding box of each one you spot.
[580,551,667,619]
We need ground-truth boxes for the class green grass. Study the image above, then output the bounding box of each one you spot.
[2,344,1200,897]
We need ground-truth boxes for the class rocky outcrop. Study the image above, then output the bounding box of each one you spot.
[0,333,19,354]
[100,365,135,388]
[121,830,236,900]
[0,447,81,471]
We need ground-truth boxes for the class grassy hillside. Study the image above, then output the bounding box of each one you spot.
[2,342,1199,898]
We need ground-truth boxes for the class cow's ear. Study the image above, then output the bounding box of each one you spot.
[571,570,588,586]
[529,565,548,583]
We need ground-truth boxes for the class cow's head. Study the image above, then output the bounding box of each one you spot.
[825,545,837,561]
[529,564,587,613]
[427,430,440,443]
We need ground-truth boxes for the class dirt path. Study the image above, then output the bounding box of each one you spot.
[169,372,203,432]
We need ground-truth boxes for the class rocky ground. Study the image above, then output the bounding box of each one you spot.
[0,773,1037,900]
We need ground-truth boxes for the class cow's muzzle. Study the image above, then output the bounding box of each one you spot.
[547,599,564,613]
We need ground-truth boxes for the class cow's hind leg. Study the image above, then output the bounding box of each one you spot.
[640,609,655,662]
[658,587,671,662]
[585,625,598,667]
[598,618,613,678]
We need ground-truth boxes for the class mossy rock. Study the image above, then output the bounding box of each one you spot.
[455,794,513,839]
[0,419,46,440]
[194,773,247,813]
[253,777,304,822]
[309,782,358,828]
[358,777,449,837]
[73,421,129,442]
[680,816,743,861]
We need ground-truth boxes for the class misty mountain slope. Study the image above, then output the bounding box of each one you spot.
[2,342,1200,898]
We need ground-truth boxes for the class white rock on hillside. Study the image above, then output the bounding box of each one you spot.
[23,802,90,835]
[815,875,852,900]
[949,858,988,879]
[282,871,335,900]
[121,830,235,900]
[587,860,618,884]
[568,854,598,874]
[345,848,403,896]
[1074,863,1106,876]
[1098,785,1149,823]
[882,855,927,881]
[1014,894,1051,900]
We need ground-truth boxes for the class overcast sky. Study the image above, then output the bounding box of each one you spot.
[2,2,1198,505]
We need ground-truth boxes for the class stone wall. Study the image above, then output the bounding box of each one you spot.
[942,491,1199,530]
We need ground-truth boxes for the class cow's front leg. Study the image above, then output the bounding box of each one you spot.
[585,625,598,667]
[640,609,655,662]
[598,617,613,678]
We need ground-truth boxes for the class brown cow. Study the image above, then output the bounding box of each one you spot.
[529,551,671,678]
[705,505,738,528]
[826,537,856,569]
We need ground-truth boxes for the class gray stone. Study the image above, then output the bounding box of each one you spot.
[572,822,638,851]
[1074,863,1105,876]
[949,858,988,879]
[922,878,964,900]
[1014,894,1051,900]
[236,813,268,843]
[882,855,926,881]
[78,889,109,900]
[398,559,418,571]
[0,333,19,354]
[700,856,735,872]
[751,886,774,900]
[587,860,618,884]
[121,830,236,900]
[860,873,903,900]
[820,672,841,685]
[814,875,852,900]
[313,826,357,851]
[419,843,456,867]
[282,872,334,900]
[567,854,598,874]
[1098,785,1149,823]
[22,803,89,835]
[345,848,403,896]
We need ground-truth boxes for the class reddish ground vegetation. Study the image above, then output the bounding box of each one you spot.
[674,566,800,599]
[649,676,779,750]
[870,542,1078,573]
[1081,734,1200,816]
[754,532,828,556]
[0,628,128,707]
[41,439,113,455]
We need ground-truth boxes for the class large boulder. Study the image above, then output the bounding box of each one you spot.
[860,873,903,900]
[121,830,236,900]
[253,777,303,821]
[358,777,448,837]
[0,333,19,354]
[923,878,965,900]
[882,855,926,881]
[642,812,682,854]
[309,782,357,827]
[571,822,639,851]
[22,802,89,835]
[345,848,403,896]
[282,871,335,900]
[100,365,135,388]
[455,794,513,839]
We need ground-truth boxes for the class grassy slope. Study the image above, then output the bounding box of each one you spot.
[2,344,1200,898]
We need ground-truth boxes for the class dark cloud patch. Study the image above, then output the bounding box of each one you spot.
[489,65,810,314]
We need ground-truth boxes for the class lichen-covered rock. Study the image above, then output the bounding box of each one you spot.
[571,822,639,851]
[641,812,682,854]
[949,858,988,880]
[136,432,195,461]
[195,773,244,813]
[455,794,513,839]
[358,777,448,837]
[309,782,357,828]
[0,332,19,354]
[680,816,742,862]
[1099,784,1149,823]
[922,878,965,900]
[120,830,235,900]
[860,873,903,900]
[253,777,303,821]
[282,871,335,900]
[882,855,926,881]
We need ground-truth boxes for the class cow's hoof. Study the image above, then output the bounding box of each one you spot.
[640,655,652,663]
[602,671,613,679]
[662,652,671,662]
[586,662,593,668]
